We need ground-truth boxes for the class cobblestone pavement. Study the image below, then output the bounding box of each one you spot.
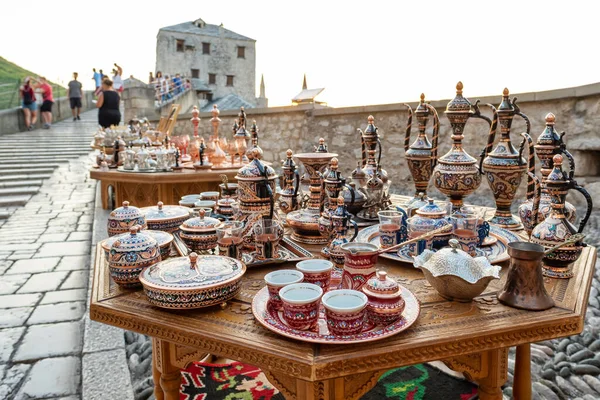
[0,110,132,400]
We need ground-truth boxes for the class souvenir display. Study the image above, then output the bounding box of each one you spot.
[264,270,305,311]
[403,94,439,206]
[530,155,592,278]
[480,88,533,230]
[107,201,147,237]
[296,259,334,290]
[279,283,323,330]
[413,239,501,302]
[102,229,173,261]
[340,242,379,291]
[236,149,278,219]
[433,82,493,210]
[319,158,354,240]
[251,283,420,344]
[362,271,405,326]
[232,107,250,165]
[139,252,246,309]
[497,242,554,311]
[140,201,191,233]
[519,114,577,233]
[279,150,300,214]
[108,226,161,287]
[215,196,237,217]
[321,289,368,335]
[286,141,338,244]
[323,197,359,285]
[179,209,220,252]
[343,182,367,216]
[411,198,451,248]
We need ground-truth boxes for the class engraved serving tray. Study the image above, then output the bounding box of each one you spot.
[355,224,520,265]
[173,234,313,268]
[252,285,420,344]
[116,167,172,173]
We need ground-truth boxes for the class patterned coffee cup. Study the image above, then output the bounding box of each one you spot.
[296,260,333,290]
[264,270,304,311]
[279,283,323,331]
[322,289,367,335]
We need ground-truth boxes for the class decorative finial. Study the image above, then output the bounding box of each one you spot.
[367,115,375,123]
[189,252,198,268]
[130,226,138,235]
[123,201,129,208]
[553,154,563,166]
[286,149,293,157]
[319,138,325,144]
[456,81,463,94]
[252,148,261,159]
[337,196,344,206]
[503,88,509,96]
[545,113,556,125]
[199,209,206,218]
[157,201,163,210]
[330,158,339,168]
[420,93,425,103]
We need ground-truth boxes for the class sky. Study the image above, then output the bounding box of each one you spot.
[1,0,599,107]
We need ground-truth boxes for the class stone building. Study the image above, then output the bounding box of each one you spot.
[155,18,266,110]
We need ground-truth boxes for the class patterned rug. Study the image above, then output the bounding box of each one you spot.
[179,361,478,400]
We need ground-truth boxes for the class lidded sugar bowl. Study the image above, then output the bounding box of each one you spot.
[107,201,147,237]
[179,209,220,252]
[108,226,161,287]
[102,229,173,261]
[140,201,191,233]
[139,252,247,309]
[414,239,501,302]
[362,271,405,325]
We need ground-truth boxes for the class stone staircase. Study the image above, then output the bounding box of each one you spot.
[0,110,97,222]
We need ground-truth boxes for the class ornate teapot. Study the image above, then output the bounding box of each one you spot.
[480,88,533,230]
[519,113,577,233]
[122,145,136,170]
[235,148,278,219]
[412,198,451,248]
[404,94,439,204]
[325,197,359,284]
[530,154,592,279]
[279,149,300,214]
[432,82,493,210]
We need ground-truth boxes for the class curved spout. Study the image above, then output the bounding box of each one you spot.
[403,103,413,152]
[425,103,440,169]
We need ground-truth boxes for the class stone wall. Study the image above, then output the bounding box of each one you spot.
[166,82,600,211]
[0,91,95,135]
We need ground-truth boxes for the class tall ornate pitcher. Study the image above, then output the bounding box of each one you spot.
[480,88,531,230]
[279,149,300,214]
[432,82,493,210]
[404,94,439,205]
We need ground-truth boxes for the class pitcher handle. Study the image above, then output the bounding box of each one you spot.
[570,182,593,233]
[348,219,359,242]
[343,181,356,205]
[292,170,300,209]
[358,129,367,168]
[478,103,498,175]
[520,133,536,196]
[513,98,531,134]
[562,146,576,181]
[377,137,383,167]
[527,171,541,232]
[403,103,413,153]
[425,103,440,169]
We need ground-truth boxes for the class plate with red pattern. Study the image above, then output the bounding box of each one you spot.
[251,285,420,344]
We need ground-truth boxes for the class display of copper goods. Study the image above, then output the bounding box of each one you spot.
[414,239,501,302]
[107,201,147,237]
[519,113,577,233]
[278,149,300,214]
[340,242,379,291]
[140,201,191,233]
[480,88,533,230]
[362,270,405,325]
[319,158,353,240]
[102,229,173,261]
[215,196,237,217]
[530,155,592,279]
[108,226,161,287]
[179,209,221,252]
[139,252,246,309]
[404,94,439,207]
[432,82,493,211]
[235,149,278,219]
[324,197,359,271]
[411,198,451,248]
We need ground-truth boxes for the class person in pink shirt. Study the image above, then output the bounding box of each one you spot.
[33,76,54,129]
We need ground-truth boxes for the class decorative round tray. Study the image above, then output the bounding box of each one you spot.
[117,167,172,173]
[355,224,519,265]
[252,285,420,344]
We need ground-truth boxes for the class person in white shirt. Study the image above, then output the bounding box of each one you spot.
[112,63,124,93]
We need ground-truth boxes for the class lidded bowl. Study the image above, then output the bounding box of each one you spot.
[179,209,220,252]
[102,229,173,260]
[107,201,147,237]
[141,201,191,233]
[108,226,161,287]
[139,252,246,309]
[362,271,405,325]
[413,239,501,302]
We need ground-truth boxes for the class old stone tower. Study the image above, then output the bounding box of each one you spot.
[156,18,265,110]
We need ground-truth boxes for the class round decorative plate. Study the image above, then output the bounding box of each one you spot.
[252,285,420,344]
[355,224,519,265]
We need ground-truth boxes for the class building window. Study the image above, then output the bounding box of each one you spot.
[202,42,210,54]
[226,75,234,87]
[206,93,213,102]
[191,69,199,79]
[209,73,216,85]
[237,46,245,58]
[176,39,184,52]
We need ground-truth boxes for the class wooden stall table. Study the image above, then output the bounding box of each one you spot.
[90,228,596,400]
[90,167,238,210]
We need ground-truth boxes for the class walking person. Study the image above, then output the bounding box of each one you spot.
[96,78,121,128]
[112,63,123,94]
[19,77,38,131]
[92,68,102,96]
[33,77,53,129]
[67,72,83,121]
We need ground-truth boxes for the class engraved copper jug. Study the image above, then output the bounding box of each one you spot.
[278,149,300,214]
[404,94,439,206]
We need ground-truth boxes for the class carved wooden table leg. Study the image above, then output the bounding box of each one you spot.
[513,344,532,400]
[152,338,181,400]
[152,353,164,400]
[264,369,384,400]
[444,348,508,400]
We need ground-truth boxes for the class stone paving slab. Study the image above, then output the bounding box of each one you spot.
[6,257,60,274]
[0,275,31,295]
[41,289,87,305]
[17,271,69,293]
[82,349,133,400]
[27,302,86,325]
[13,321,83,362]
[0,293,41,308]
[0,327,25,362]
[0,364,31,399]
[0,307,33,328]
[35,241,90,258]
[15,356,81,399]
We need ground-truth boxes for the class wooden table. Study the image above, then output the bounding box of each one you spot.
[90,230,596,400]
[90,168,238,210]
